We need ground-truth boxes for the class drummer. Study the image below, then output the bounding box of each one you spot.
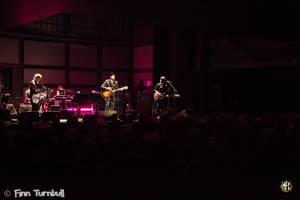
[56,85,66,96]
[54,85,66,109]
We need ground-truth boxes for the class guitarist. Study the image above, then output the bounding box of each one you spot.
[29,73,43,111]
[153,76,174,115]
[101,72,119,111]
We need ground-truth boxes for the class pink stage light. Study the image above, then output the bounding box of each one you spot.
[67,108,77,111]
[80,108,94,111]
[80,104,94,112]
[67,105,95,113]
[145,80,153,87]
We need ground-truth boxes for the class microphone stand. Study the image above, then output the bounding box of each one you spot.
[166,81,178,93]
[114,81,119,116]
[0,84,3,108]
[166,80,178,109]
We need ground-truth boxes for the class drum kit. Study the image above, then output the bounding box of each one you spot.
[47,90,74,111]
[36,87,127,114]
[34,87,75,112]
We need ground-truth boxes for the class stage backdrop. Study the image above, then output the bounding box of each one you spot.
[133,45,153,87]
[24,40,65,66]
[102,46,130,69]
[24,68,65,84]
[69,70,97,85]
[70,44,97,68]
[0,37,19,64]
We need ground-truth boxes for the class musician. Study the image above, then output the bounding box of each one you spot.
[56,85,66,96]
[29,73,43,111]
[101,72,119,110]
[153,76,175,115]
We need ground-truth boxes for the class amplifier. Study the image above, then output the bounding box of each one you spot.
[8,96,22,111]
[5,104,17,115]
[41,111,60,122]
[19,103,32,113]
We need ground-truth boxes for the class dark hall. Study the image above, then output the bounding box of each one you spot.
[0,0,299,199]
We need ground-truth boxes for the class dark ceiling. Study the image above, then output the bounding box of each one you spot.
[1,0,300,34]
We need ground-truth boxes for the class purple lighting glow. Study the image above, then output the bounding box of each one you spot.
[67,108,78,111]
[67,105,95,114]
[80,108,94,111]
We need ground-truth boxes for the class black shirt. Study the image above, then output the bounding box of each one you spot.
[154,82,172,94]
[101,79,119,91]
[29,80,40,98]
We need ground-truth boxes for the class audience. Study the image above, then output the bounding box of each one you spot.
[0,111,299,176]
[1,110,299,199]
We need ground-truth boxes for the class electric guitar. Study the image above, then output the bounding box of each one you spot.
[31,92,47,104]
[92,86,128,99]
[102,86,128,98]
[31,88,53,104]
[154,92,181,100]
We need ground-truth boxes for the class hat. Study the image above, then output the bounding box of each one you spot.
[109,72,115,77]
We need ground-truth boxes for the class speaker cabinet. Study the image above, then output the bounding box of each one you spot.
[41,111,60,122]
[18,111,39,124]
[19,103,32,113]
[5,104,17,115]
[8,96,22,111]
[100,110,117,118]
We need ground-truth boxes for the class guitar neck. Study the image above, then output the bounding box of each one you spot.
[113,86,128,92]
